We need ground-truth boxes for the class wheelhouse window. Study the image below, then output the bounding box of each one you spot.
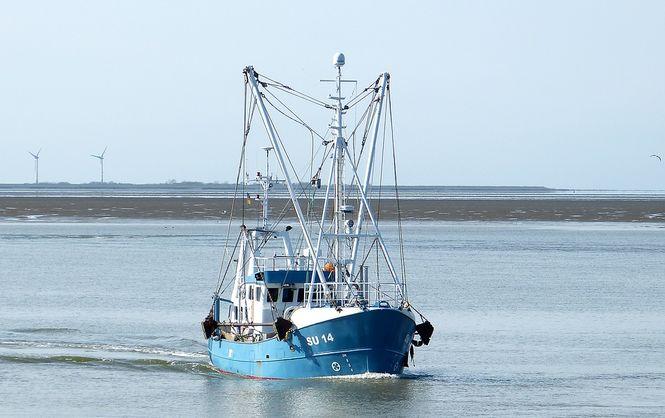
[267,287,279,303]
[248,286,254,300]
[255,287,262,302]
[297,288,304,303]
[282,288,294,303]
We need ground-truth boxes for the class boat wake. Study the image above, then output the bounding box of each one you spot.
[0,338,216,376]
[0,352,217,375]
[0,337,435,380]
[9,327,80,334]
[0,339,206,359]
[315,372,402,380]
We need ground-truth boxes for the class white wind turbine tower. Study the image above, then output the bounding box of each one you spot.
[28,149,41,184]
[91,146,107,183]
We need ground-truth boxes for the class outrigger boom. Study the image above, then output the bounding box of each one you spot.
[245,66,330,299]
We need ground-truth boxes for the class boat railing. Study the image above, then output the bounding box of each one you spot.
[370,282,405,307]
[304,282,356,307]
[304,281,404,308]
[253,255,311,271]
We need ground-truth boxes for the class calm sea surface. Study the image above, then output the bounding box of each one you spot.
[1,220,664,416]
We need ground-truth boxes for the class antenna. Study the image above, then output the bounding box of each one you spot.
[261,146,274,179]
[257,145,277,229]
[90,146,107,183]
[28,149,41,184]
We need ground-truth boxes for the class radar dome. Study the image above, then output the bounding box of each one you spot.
[333,52,345,67]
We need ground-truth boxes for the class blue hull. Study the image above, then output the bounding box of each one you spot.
[208,308,415,379]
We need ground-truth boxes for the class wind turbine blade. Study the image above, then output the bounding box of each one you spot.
[36,148,42,157]
[29,152,37,158]
[101,146,107,157]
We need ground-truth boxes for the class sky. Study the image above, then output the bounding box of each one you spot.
[1,0,664,189]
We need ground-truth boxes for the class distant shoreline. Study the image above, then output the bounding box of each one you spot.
[1,196,664,222]
[0,183,559,190]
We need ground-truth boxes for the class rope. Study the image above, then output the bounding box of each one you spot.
[262,87,328,142]
[215,231,242,295]
[258,72,331,108]
[344,77,379,109]
[388,88,408,299]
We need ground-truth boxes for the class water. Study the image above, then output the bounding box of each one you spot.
[1,220,664,416]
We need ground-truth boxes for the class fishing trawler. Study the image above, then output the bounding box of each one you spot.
[202,53,433,379]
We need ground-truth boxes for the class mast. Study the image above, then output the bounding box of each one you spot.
[259,146,274,230]
[332,53,346,276]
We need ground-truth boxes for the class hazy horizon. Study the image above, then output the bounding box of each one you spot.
[0,181,558,188]
[2,1,664,188]
[2,182,665,193]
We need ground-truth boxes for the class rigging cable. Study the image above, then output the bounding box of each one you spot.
[218,72,388,307]
[262,87,328,142]
[214,79,251,296]
[257,72,331,109]
[388,87,408,300]
[343,77,379,109]
[374,92,389,283]
[260,106,340,301]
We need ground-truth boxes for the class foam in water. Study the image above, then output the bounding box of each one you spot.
[10,327,79,334]
[0,339,206,359]
[315,372,402,380]
[0,353,217,375]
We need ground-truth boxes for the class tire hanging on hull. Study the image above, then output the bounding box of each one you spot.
[412,320,434,347]
[202,308,219,340]
[274,317,293,341]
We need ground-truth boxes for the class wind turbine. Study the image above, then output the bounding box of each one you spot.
[91,146,107,183]
[28,149,41,184]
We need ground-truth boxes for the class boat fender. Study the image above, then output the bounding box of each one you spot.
[412,320,434,346]
[201,308,219,340]
[274,317,293,341]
